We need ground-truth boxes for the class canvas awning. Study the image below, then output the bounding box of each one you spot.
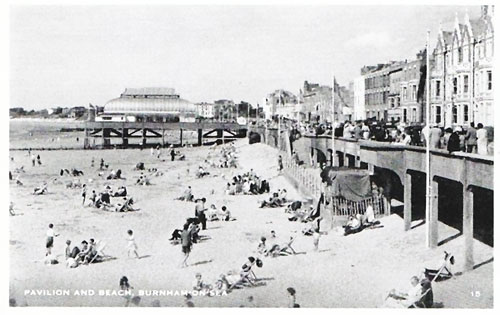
[320,167,372,201]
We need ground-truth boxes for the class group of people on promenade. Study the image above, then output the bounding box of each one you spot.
[260,117,493,156]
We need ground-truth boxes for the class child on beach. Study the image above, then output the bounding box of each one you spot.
[287,287,299,307]
[127,230,140,259]
[46,223,59,256]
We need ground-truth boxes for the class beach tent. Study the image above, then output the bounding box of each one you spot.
[320,167,372,202]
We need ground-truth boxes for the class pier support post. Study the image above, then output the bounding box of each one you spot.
[197,128,203,146]
[103,128,111,148]
[162,129,165,147]
[463,187,474,271]
[122,128,128,147]
[404,173,412,231]
[180,129,183,146]
[427,179,439,248]
[84,128,90,149]
[142,129,147,146]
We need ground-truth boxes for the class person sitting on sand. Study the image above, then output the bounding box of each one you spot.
[193,273,212,293]
[229,257,257,290]
[344,215,363,236]
[34,183,48,195]
[206,204,220,221]
[260,193,283,208]
[279,189,288,203]
[114,186,127,197]
[219,206,234,221]
[9,202,16,216]
[83,238,98,264]
[214,274,230,295]
[384,276,425,308]
[177,186,194,202]
[257,237,268,255]
[196,166,209,178]
[76,241,90,264]
[424,251,454,281]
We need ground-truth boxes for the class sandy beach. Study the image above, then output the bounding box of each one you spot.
[9,139,493,308]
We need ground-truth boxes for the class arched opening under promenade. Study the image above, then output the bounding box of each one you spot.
[472,186,494,246]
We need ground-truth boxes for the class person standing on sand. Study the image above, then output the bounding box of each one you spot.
[180,224,192,268]
[127,230,140,259]
[195,198,208,230]
[46,223,59,256]
[31,154,36,167]
[81,184,87,205]
[37,154,42,166]
[278,155,283,173]
[91,158,95,168]
[287,287,299,307]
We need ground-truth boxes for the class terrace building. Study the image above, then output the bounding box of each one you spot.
[430,6,494,127]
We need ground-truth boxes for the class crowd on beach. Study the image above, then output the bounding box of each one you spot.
[10,136,458,308]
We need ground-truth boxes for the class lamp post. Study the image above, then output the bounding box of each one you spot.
[425,30,434,248]
[331,74,336,166]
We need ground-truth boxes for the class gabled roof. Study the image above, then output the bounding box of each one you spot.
[469,16,492,38]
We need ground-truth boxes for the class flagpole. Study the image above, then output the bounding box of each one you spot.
[425,30,433,248]
[331,74,336,166]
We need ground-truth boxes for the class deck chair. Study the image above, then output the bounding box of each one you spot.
[426,251,454,282]
[89,241,109,264]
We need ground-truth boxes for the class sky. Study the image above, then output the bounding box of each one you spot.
[10,5,481,110]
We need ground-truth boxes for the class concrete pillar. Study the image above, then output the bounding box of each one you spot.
[463,187,474,271]
[355,156,361,168]
[404,173,412,231]
[427,179,439,248]
[368,163,374,175]
[197,128,203,146]
[179,129,183,146]
[161,129,165,147]
[344,154,349,167]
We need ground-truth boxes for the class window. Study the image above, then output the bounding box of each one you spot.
[412,108,417,122]
[452,105,458,123]
[464,104,469,122]
[436,106,442,124]
[411,85,417,101]
[463,75,469,94]
[458,47,463,63]
[403,108,407,122]
[453,77,458,94]
[487,71,492,90]
[402,87,407,101]
[436,80,441,97]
